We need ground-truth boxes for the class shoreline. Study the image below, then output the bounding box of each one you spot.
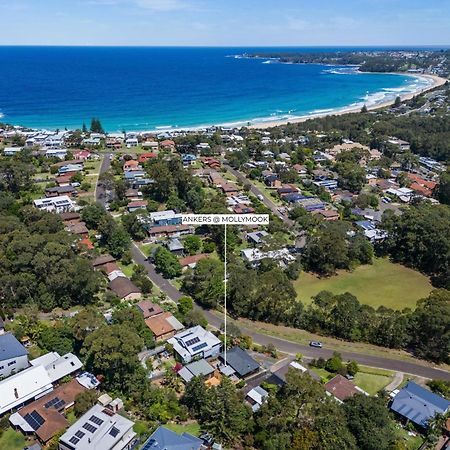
[247,73,448,129]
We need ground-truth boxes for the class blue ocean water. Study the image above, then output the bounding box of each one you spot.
[0,46,431,132]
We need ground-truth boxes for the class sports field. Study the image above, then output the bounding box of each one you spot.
[294,258,432,310]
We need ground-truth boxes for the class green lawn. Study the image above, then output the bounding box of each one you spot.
[0,429,26,450]
[294,258,432,310]
[354,368,393,395]
[164,422,201,437]
[118,261,135,278]
[310,365,394,395]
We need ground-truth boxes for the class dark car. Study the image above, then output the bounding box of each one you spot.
[309,341,323,348]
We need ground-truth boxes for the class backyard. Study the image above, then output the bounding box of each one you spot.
[294,257,432,310]
[0,429,26,450]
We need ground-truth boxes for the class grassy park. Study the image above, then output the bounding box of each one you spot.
[294,258,432,310]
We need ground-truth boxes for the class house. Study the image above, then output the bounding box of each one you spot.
[179,253,209,270]
[9,379,86,444]
[66,222,89,237]
[324,375,367,403]
[33,196,76,214]
[92,254,116,269]
[145,312,184,342]
[30,352,83,384]
[138,152,157,163]
[241,248,295,268]
[246,386,269,412]
[177,359,215,383]
[385,187,414,203]
[167,238,185,256]
[55,175,73,187]
[264,174,281,188]
[3,147,22,156]
[0,333,29,379]
[246,230,269,246]
[160,139,176,150]
[125,189,142,201]
[125,137,138,148]
[0,365,53,416]
[136,300,163,319]
[58,164,83,175]
[108,277,141,301]
[123,160,140,171]
[387,138,410,152]
[390,381,450,429]
[127,200,148,213]
[141,141,158,151]
[45,185,76,198]
[58,402,137,450]
[73,150,91,161]
[147,210,183,227]
[147,224,193,239]
[141,426,202,450]
[219,346,259,379]
[167,326,222,363]
[45,149,67,159]
[313,209,340,221]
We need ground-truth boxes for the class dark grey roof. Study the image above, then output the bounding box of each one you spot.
[142,426,202,450]
[390,381,450,428]
[0,333,28,361]
[219,346,259,377]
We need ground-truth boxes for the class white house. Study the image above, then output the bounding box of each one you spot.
[0,365,53,416]
[58,403,136,450]
[0,333,29,379]
[33,196,76,213]
[246,386,269,412]
[2,147,22,156]
[30,352,83,384]
[167,326,222,363]
[45,149,68,159]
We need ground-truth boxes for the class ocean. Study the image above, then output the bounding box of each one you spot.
[0,46,432,132]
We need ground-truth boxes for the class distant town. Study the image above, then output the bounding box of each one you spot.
[0,64,449,450]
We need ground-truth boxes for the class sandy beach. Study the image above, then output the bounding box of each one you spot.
[248,73,448,130]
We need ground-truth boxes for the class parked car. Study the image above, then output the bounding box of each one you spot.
[257,194,264,201]
[309,341,323,348]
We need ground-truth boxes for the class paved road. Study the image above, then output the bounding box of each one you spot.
[224,164,294,226]
[95,154,450,381]
[95,153,112,206]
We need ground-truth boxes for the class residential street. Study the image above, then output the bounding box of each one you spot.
[96,154,450,381]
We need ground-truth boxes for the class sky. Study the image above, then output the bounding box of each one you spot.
[0,0,449,46]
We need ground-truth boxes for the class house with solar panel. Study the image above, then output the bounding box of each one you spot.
[58,400,137,450]
[0,332,29,379]
[9,379,86,444]
[140,426,203,450]
[390,381,450,429]
[167,326,222,363]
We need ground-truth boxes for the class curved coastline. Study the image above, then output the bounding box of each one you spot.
[246,73,447,130]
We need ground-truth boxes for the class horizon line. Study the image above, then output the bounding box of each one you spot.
[0,44,449,48]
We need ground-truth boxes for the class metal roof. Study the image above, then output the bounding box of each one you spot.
[0,333,28,361]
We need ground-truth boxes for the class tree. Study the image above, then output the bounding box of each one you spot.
[183,309,208,328]
[122,211,146,240]
[38,323,74,355]
[106,225,131,259]
[183,235,202,255]
[153,246,182,278]
[81,203,107,229]
[112,306,155,348]
[394,95,401,107]
[131,264,153,294]
[346,360,359,376]
[361,104,368,113]
[82,324,144,392]
[90,118,104,134]
[182,259,224,308]
[409,289,450,363]
[74,389,98,417]
[436,170,450,205]
[178,296,194,316]
[344,395,396,450]
[70,307,104,350]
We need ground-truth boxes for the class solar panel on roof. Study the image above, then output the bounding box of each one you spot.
[75,430,85,439]
[54,399,66,409]
[82,422,97,433]
[69,436,80,445]
[192,342,208,352]
[185,336,200,346]
[142,439,157,450]
[44,397,59,408]
[109,426,120,438]
[24,411,45,431]
[89,415,104,426]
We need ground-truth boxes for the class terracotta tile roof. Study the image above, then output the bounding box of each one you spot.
[79,237,94,250]
[145,312,176,338]
[324,374,359,402]
[179,253,209,267]
[17,379,86,443]
[148,224,191,235]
